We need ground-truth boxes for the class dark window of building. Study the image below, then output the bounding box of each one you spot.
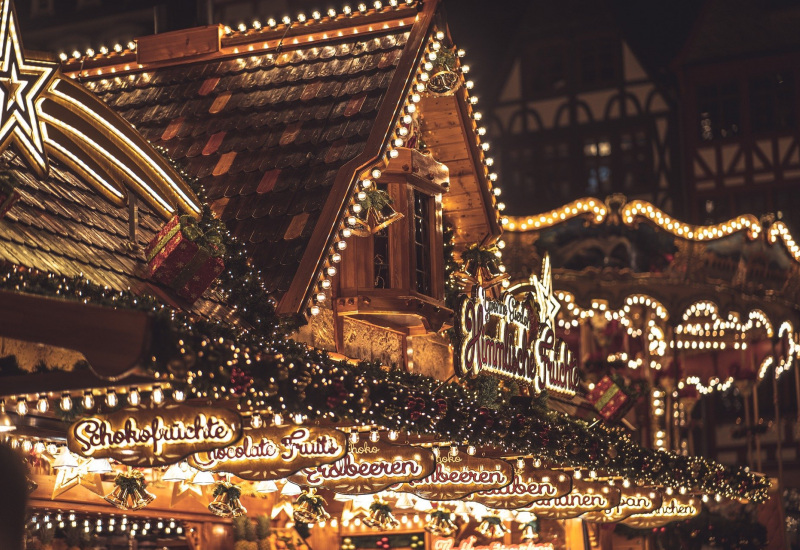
[619,129,652,193]
[698,82,740,140]
[578,37,621,89]
[583,136,613,195]
[413,190,431,295]
[373,227,390,289]
[523,44,569,97]
[750,73,795,132]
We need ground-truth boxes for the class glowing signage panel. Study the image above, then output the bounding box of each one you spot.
[188,426,347,480]
[455,256,579,395]
[68,404,242,467]
[288,439,435,494]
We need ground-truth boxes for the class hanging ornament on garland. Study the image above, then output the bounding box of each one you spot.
[104,471,155,511]
[520,518,541,542]
[351,188,404,237]
[455,243,509,291]
[476,516,509,540]
[424,508,458,537]
[427,47,462,96]
[293,489,330,524]
[364,499,400,530]
[208,481,247,518]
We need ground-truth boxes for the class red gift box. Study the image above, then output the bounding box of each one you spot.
[587,376,629,420]
[145,215,224,304]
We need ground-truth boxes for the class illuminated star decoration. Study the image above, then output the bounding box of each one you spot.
[0,0,55,177]
[51,457,105,499]
[170,480,207,508]
[530,254,560,327]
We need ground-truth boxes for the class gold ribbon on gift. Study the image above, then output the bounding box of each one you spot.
[147,215,225,263]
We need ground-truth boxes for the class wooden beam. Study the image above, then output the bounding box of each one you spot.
[0,290,152,380]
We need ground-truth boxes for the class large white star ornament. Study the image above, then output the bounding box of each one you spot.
[0,0,55,176]
[530,254,560,327]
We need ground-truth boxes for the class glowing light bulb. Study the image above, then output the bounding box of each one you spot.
[15,398,28,416]
[60,393,72,412]
[151,386,164,405]
[128,388,140,406]
[82,392,94,411]
[106,390,118,408]
[36,395,48,414]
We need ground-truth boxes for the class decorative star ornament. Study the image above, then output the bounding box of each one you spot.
[530,254,560,327]
[51,457,105,499]
[0,0,55,176]
[169,480,207,508]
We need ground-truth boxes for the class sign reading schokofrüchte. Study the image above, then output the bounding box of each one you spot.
[454,255,579,396]
[67,404,242,467]
[188,426,347,480]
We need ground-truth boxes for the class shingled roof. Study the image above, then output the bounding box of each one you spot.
[0,0,499,317]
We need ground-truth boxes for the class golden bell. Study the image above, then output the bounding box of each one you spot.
[104,485,131,510]
[351,207,404,237]
[228,497,248,518]
[424,510,457,537]
[208,492,233,517]
[130,485,156,510]
[475,516,509,540]
[293,499,318,523]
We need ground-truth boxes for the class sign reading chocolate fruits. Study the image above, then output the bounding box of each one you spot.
[454,255,579,396]
[188,426,347,480]
[468,465,573,509]
[582,487,663,523]
[288,439,435,494]
[523,480,622,519]
[396,455,514,500]
[68,404,242,467]
[621,496,700,528]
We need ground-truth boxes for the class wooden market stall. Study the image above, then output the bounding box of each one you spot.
[0,0,772,549]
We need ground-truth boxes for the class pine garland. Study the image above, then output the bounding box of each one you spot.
[0,170,772,503]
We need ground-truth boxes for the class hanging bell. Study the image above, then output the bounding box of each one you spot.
[229,496,248,518]
[475,516,509,540]
[351,189,404,237]
[363,499,399,530]
[104,485,131,510]
[26,477,38,495]
[520,518,541,542]
[424,509,458,537]
[208,482,237,517]
[293,488,330,523]
[130,484,157,510]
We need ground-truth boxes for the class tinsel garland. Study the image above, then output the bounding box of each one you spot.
[0,166,771,503]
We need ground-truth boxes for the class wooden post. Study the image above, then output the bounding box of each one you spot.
[773,340,784,484]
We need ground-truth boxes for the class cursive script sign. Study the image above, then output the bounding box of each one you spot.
[288,439,435,494]
[621,496,700,528]
[468,464,572,509]
[582,487,663,523]
[68,404,242,467]
[454,256,579,396]
[188,426,347,480]
[433,536,553,550]
[522,479,621,519]
[396,455,514,500]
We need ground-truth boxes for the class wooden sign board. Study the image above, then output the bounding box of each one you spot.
[188,426,347,480]
[68,404,242,467]
[433,536,554,550]
[468,465,572,509]
[396,455,514,501]
[288,439,435,494]
[454,256,579,396]
[522,479,622,519]
[621,496,700,528]
[582,487,663,523]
